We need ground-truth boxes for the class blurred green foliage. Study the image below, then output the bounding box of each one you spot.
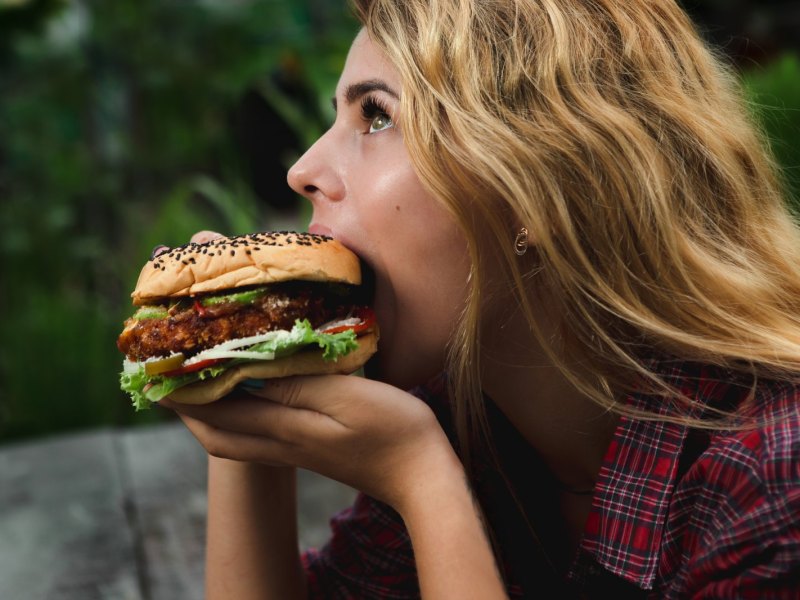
[0,0,358,441]
[743,54,800,211]
[0,1,799,442]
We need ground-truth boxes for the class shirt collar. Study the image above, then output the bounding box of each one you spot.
[570,359,709,589]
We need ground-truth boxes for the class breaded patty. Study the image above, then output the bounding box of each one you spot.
[117,287,352,361]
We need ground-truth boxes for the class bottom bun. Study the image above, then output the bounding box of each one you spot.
[164,331,379,405]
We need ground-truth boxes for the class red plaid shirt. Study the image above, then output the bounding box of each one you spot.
[302,361,800,598]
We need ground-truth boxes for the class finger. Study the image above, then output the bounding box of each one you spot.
[253,374,368,412]
[253,376,437,436]
[191,230,223,244]
[175,411,293,466]
[150,244,171,259]
[164,393,342,444]
[253,374,396,418]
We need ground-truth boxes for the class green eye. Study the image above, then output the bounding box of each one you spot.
[362,96,394,134]
[369,113,393,133]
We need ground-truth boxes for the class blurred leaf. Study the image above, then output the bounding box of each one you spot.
[743,54,800,210]
[0,0,356,442]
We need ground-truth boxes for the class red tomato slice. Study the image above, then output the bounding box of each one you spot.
[162,358,225,378]
[323,307,376,335]
[193,299,209,318]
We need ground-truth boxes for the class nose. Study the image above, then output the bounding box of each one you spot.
[287,131,345,204]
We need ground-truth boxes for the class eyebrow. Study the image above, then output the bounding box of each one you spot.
[331,79,399,111]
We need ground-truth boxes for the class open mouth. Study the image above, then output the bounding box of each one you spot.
[358,258,377,306]
[305,225,375,309]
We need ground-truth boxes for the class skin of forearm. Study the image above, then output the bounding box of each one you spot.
[205,457,307,600]
[398,448,509,599]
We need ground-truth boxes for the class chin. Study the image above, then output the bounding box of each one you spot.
[363,348,442,391]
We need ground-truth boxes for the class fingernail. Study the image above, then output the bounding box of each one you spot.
[150,244,170,259]
[238,378,265,391]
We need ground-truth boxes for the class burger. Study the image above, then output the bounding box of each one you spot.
[117,231,378,410]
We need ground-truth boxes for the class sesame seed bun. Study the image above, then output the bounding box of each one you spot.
[131,231,362,305]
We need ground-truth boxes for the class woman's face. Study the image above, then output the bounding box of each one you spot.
[288,30,470,389]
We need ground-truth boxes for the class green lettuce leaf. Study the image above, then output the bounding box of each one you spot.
[249,318,359,360]
[120,319,359,411]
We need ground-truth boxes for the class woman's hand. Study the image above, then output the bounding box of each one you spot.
[161,374,461,512]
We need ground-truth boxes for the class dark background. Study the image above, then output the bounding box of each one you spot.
[1,0,798,442]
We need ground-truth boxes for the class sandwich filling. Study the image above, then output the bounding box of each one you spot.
[118,281,357,361]
[117,280,374,410]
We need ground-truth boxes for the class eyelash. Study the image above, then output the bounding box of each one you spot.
[360,96,393,133]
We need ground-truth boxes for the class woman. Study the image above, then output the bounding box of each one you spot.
[161,0,800,597]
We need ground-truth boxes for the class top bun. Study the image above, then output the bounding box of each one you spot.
[132,231,361,305]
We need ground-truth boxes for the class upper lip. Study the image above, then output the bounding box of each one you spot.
[308,222,365,267]
[308,223,333,238]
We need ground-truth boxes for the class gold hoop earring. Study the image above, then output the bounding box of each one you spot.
[514,227,529,256]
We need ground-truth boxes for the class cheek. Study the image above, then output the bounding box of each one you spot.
[366,158,458,258]
[374,193,471,386]
[346,143,471,386]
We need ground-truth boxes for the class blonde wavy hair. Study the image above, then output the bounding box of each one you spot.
[351,0,800,453]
